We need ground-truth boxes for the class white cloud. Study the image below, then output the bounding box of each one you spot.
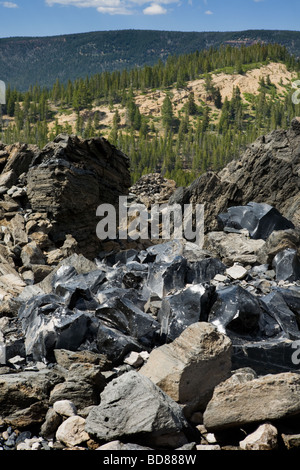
[143,3,167,15]
[0,1,18,7]
[46,0,179,15]
[96,7,131,14]
[46,0,131,14]
[205,9,213,14]
[46,0,119,7]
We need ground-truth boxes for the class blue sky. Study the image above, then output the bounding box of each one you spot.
[0,0,299,38]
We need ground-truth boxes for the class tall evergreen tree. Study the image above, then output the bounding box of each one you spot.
[161,94,174,129]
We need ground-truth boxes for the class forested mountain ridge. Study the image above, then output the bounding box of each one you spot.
[1,42,300,187]
[1,29,300,90]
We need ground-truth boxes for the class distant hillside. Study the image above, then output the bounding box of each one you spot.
[1,29,300,90]
[2,41,300,187]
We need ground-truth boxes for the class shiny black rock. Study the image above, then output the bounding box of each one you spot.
[217,202,294,240]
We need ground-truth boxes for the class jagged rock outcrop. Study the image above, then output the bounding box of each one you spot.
[170,118,300,232]
[0,134,131,261]
[0,134,131,304]
[27,134,131,259]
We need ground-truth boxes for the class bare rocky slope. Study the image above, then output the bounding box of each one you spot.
[0,123,299,451]
[170,117,300,232]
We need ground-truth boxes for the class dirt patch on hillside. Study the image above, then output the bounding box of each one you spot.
[46,62,297,135]
[136,62,296,117]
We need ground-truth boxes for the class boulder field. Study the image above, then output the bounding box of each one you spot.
[0,121,300,451]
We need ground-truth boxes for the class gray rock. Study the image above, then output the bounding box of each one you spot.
[2,142,36,180]
[196,444,221,450]
[281,432,300,450]
[96,440,153,450]
[123,351,146,368]
[203,372,300,431]
[40,407,62,439]
[225,264,248,280]
[85,370,190,448]
[21,241,45,267]
[9,213,28,247]
[203,231,265,265]
[53,348,112,371]
[226,368,257,386]
[256,228,300,265]
[140,322,232,416]
[0,368,63,428]
[49,363,106,410]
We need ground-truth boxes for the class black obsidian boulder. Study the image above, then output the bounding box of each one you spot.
[218,202,294,240]
[52,268,106,310]
[208,285,265,337]
[96,323,143,364]
[260,290,300,340]
[157,284,216,342]
[272,248,300,282]
[18,294,92,362]
[232,337,299,374]
[146,256,187,299]
[105,249,140,267]
[95,296,160,346]
[277,287,300,314]
[186,258,226,284]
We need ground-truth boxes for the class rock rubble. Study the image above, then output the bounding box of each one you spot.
[0,123,300,451]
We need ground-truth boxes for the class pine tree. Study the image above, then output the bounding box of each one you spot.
[201,107,210,133]
[161,94,174,129]
[113,109,121,128]
[93,111,100,130]
[186,92,197,115]
[213,87,222,109]
[133,107,141,131]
